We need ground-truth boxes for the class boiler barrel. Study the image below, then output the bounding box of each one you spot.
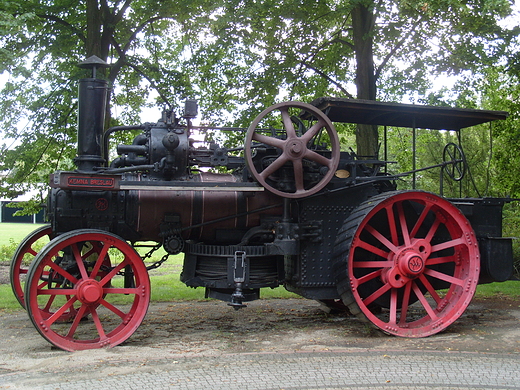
[136,173,282,243]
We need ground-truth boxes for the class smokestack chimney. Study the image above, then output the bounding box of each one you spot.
[75,56,110,172]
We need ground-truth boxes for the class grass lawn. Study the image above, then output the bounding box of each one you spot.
[0,223,47,247]
[0,223,518,312]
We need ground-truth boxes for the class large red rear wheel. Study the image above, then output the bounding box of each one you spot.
[334,191,479,337]
[10,225,53,308]
[24,229,150,351]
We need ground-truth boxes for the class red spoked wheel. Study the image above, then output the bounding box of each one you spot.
[24,229,150,351]
[10,225,53,308]
[245,101,340,198]
[334,191,479,337]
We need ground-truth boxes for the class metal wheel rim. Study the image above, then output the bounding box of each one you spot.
[10,225,52,308]
[347,191,479,337]
[25,229,150,351]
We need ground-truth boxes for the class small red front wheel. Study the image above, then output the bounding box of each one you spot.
[25,229,150,351]
[10,225,53,308]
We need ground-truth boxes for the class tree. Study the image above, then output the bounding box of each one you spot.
[185,0,515,157]
[0,0,214,203]
[0,0,517,205]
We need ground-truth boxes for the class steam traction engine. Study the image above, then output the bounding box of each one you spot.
[10,57,514,351]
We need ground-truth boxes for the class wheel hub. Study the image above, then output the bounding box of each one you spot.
[398,250,425,276]
[383,243,429,288]
[77,279,103,305]
[286,139,305,158]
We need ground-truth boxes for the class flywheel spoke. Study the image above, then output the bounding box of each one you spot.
[252,132,286,149]
[259,154,289,180]
[280,107,297,139]
[301,119,326,144]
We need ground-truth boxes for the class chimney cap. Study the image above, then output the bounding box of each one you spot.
[78,56,110,69]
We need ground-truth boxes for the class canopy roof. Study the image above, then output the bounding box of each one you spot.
[307,97,508,130]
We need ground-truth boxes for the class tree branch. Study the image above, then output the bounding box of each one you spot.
[36,14,86,43]
[301,61,354,98]
[109,39,172,107]
[374,17,424,82]
[119,16,166,55]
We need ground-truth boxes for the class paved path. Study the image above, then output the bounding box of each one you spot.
[2,350,519,389]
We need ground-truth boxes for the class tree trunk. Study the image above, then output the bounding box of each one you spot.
[352,2,379,158]
[86,0,102,58]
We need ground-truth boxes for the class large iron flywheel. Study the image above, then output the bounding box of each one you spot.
[245,101,340,198]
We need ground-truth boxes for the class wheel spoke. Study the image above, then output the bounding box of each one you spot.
[42,293,57,314]
[364,224,398,253]
[90,242,110,279]
[66,304,89,338]
[413,282,438,321]
[47,261,78,285]
[431,237,466,253]
[252,132,286,149]
[352,261,393,269]
[389,288,398,324]
[423,268,465,286]
[355,239,391,260]
[425,255,457,266]
[362,283,392,307]
[99,257,129,286]
[303,149,333,168]
[293,158,304,192]
[351,269,383,288]
[385,205,399,246]
[397,202,411,246]
[45,296,78,326]
[410,204,432,238]
[280,107,297,139]
[100,299,128,319]
[418,274,442,305]
[424,217,441,242]
[71,243,89,280]
[37,279,49,291]
[398,282,413,325]
[90,307,107,341]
